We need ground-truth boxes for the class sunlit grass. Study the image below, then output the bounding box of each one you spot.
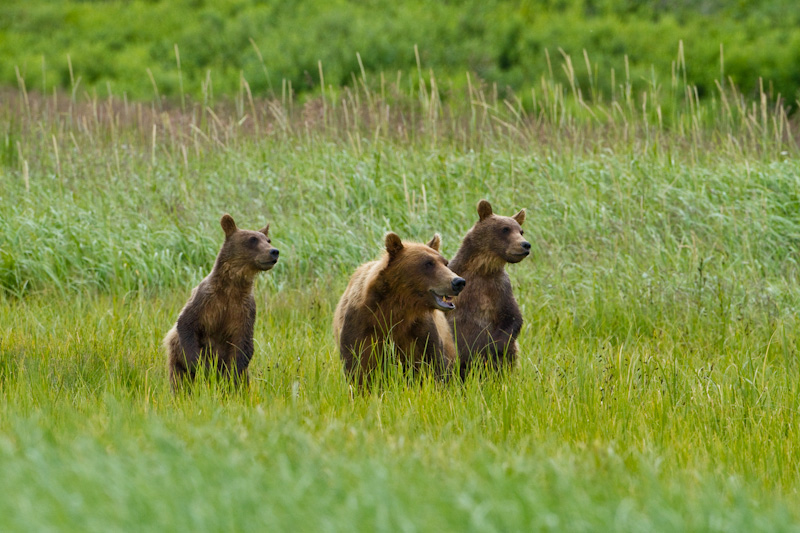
[1,63,800,530]
[2,287,799,531]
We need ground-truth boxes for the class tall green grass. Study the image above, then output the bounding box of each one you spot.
[2,62,800,530]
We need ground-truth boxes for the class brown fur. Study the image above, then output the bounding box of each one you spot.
[333,233,465,386]
[164,214,279,390]
[448,200,530,378]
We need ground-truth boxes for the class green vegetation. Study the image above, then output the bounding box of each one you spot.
[2,0,800,104]
[3,41,800,532]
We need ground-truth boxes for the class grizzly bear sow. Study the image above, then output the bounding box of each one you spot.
[449,200,530,378]
[164,214,279,389]
[333,233,466,386]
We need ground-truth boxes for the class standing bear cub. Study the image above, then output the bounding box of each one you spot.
[164,214,279,390]
[448,200,530,378]
[333,233,466,386]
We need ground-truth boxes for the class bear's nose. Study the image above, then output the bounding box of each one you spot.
[451,277,466,294]
[521,241,531,250]
[270,248,280,258]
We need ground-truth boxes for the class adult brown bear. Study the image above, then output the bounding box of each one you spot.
[164,214,279,390]
[448,200,530,378]
[333,232,465,386]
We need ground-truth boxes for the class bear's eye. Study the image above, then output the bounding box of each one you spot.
[248,236,259,246]
[520,230,524,236]
[424,260,435,268]
[267,239,271,244]
[502,227,510,234]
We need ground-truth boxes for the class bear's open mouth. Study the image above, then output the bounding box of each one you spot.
[431,290,455,311]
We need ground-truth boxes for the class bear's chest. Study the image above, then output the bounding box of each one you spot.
[200,297,251,340]
[462,276,509,324]
[391,316,440,363]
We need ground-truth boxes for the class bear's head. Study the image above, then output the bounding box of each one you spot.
[468,199,530,264]
[217,213,280,272]
[383,232,466,311]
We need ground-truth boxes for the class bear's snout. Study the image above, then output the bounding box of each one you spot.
[512,240,531,256]
[256,248,280,270]
[451,277,466,294]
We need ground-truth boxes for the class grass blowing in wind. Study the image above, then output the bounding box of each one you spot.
[1,49,800,531]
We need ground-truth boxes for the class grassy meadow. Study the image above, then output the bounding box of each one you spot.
[4,0,800,104]
[2,60,800,531]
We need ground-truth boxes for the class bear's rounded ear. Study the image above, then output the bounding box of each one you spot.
[385,232,404,257]
[512,209,526,226]
[427,233,441,252]
[220,214,238,238]
[259,223,270,237]
[477,199,493,221]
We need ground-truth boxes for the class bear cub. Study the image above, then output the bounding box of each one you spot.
[448,200,530,378]
[333,232,466,386]
[164,214,279,390]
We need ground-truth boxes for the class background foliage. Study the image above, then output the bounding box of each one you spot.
[2,0,800,104]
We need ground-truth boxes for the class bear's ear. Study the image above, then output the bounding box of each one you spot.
[477,199,493,221]
[512,209,526,226]
[427,233,441,252]
[259,223,270,237]
[220,214,238,238]
[385,232,404,257]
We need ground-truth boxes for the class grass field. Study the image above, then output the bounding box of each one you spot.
[2,66,800,531]
[4,0,800,104]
